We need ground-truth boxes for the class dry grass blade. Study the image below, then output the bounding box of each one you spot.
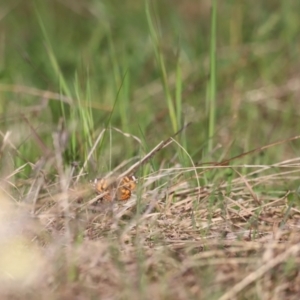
[0,84,73,104]
[111,127,142,145]
[75,128,105,183]
[233,168,262,205]
[117,122,191,180]
[22,115,52,156]
[219,243,300,300]
[211,134,300,167]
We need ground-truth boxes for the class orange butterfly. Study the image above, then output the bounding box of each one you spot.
[94,175,137,201]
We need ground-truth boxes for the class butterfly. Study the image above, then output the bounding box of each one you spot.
[94,175,137,202]
[93,123,191,202]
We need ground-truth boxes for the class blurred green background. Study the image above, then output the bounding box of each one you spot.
[1,0,300,178]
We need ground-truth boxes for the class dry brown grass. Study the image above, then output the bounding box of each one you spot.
[1,154,300,300]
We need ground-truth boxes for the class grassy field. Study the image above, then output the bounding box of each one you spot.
[1,0,300,299]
